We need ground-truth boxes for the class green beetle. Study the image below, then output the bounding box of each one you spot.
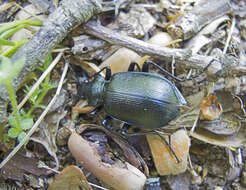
[79,60,187,129]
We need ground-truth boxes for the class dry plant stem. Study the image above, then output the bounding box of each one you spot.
[167,0,231,40]
[223,16,236,54]
[0,61,69,169]
[87,183,109,190]
[17,52,63,110]
[84,21,216,70]
[0,0,102,122]
[189,115,199,135]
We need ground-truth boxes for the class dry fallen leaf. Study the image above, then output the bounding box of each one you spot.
[31,111,66,168]
[147,129,190,175]
[1,152,48,181]
[200,94,223,120]
[47,165,93,190]
[191,125,246,148]
[72,100,95,114]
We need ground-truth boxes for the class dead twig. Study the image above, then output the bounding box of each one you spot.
[223,16,236,54]
[84,21,213,70]
[83,21,246,81]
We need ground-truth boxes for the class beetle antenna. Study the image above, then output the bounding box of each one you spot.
[143,60,183,82]
[90,66,112,81]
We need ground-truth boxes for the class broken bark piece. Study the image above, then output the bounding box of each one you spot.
[167,0,231,40]
[146,129,190,175]
[72,35,110,61]
[75,124,149,176]
[68,132,147,190]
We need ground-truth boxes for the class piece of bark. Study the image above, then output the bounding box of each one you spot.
[0,0,102,123]
[72,35,110,61]
[68,132,147,190]
[167,0,231,40]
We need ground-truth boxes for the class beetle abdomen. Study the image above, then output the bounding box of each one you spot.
[103,72,184,129]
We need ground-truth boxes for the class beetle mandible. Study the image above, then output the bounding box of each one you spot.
[78,60,187,130]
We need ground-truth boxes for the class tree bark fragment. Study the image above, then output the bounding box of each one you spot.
[167,0,231,40]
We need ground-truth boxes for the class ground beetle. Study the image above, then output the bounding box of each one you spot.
[78,60,187,130]
[78,61,188,186]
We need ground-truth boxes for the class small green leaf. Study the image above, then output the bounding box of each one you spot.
[17,131,27,142]
[0,38,15,46]
[36,104,46,109]
[8,127,21,138]
[8,115,18,128]
[20,118,33,130]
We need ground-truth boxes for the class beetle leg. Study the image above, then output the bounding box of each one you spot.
[121,123,132,134]
[142,61,150,72]
[102,115,113,130]
[104,66,112,81]
[153,130,180,163]
[145,178,161,190]
[91,66,112,81]
[121,128,171,137]
[143,60,183,82]
[90,105,103,115]
[121,128,180,162]
[128,62,141,72]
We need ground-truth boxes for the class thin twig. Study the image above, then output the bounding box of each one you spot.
[189,115,199,135]
[0,61,69,169]
[88,182,109,190]
[84,21,216,70]
[17,52,63,110]
[223,16,236,54]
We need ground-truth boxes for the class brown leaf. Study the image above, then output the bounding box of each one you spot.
[48,165,93,190]
[0,152,48,181]
[31,111,66,168]
[147,129,190,175]
[200,94,223,120]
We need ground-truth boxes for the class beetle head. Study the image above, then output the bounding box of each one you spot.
[78,74,105,106]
